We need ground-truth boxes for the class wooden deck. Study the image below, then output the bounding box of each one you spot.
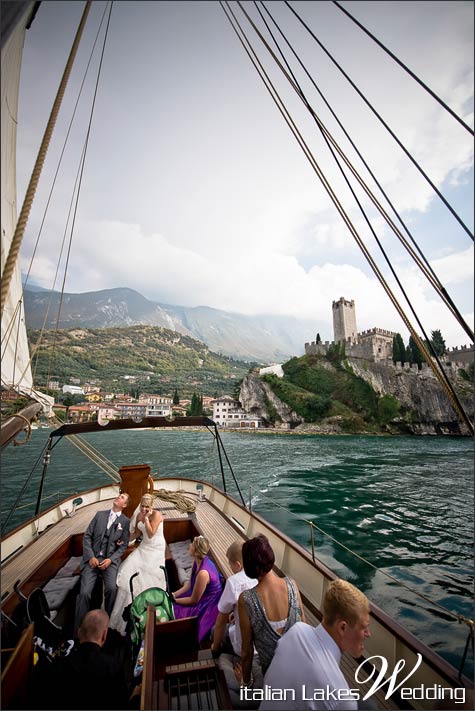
[2,490,399,710]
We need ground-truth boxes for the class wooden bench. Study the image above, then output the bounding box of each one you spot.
[1,623,34,709]
[141,607,232,710]
[1,534,85,646]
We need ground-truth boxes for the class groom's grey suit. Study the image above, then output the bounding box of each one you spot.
[75,509,130,631]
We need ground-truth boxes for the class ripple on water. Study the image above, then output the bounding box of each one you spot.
[1,430,472,676]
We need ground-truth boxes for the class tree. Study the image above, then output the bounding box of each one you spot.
[188,392,203,416]
[392,333,405,364]
[232,379,243,401]
[430,329,446,357]
[173,388,180,405]
[377,394,400,424]
[316,333,322,344]
[408,335,423,368]
[326,341,345,366]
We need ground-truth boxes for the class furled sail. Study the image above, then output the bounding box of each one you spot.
[1,2,53,415]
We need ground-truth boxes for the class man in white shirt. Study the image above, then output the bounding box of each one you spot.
[211,541,262,708]
[259,579,371,710]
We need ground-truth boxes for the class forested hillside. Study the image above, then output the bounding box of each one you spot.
[28,326,250,397]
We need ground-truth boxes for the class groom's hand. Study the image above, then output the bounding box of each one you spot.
[98,558,112,569]
[89,557,99,568]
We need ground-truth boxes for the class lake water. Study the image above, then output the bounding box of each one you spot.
[1,429,473,677]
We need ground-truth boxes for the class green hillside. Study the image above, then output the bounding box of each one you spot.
[262,353,400,432]
[28,326,251,398]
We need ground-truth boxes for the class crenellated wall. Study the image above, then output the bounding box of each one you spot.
[444,345,474,367]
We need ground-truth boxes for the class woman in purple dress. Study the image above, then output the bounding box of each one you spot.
[172,535,223,641]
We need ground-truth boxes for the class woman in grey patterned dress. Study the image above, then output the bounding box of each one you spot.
[237,534,305,689]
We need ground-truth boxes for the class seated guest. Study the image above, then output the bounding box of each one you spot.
[260,579,371,710]
[52,610,129,710]
[238,534,304,689]
[172,535,223,642]
[211,541,262,708]
[75,492,130,634]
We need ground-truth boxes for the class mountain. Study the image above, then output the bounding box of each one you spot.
[27,325,249,398]
[23,286,320,362]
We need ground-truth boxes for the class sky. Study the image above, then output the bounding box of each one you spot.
[15,0,474,349]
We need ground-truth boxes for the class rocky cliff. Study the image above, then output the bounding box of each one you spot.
[239,373,303,428]
[345,359,473,435]
[239,358,473,435]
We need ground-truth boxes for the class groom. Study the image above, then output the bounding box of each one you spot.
[75,492,131,633]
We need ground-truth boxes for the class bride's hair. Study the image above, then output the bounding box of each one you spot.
[140,494,155,508]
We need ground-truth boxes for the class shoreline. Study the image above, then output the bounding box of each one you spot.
[138,426,469,438]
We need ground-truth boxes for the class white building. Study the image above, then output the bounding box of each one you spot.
[97,406,120,425]
[211,396,263,429]
[62,384,84,395]
[259,364,284,378]
[139,394,172,417]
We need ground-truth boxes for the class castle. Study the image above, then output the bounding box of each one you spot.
[304,297,474,367]
[305,297,396,361]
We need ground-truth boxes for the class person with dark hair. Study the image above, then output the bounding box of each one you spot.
[237,533,305,690]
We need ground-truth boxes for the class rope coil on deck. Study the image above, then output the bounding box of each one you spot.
[153,489,196,513]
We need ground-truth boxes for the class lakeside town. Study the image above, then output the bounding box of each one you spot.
[31,379,264,430]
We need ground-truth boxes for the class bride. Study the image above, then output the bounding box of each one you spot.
[109,494,166,635]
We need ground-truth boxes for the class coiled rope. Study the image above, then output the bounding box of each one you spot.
[153,489,196,513]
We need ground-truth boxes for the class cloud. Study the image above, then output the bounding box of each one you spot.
[23,216,472,350]
[16,1,473,351]
[430,247,474,285]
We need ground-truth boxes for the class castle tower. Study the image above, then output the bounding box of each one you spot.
[332,297,357,343]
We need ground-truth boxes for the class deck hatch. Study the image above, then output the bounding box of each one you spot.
[163,667,230,709]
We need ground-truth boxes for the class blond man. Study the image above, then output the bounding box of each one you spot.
[260,579,371,710]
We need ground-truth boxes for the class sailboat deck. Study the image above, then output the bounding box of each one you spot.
[2,492,397,709]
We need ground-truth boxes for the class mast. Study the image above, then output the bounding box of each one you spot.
[1,2,91,446]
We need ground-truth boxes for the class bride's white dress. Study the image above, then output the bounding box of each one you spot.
[109,520,166,635]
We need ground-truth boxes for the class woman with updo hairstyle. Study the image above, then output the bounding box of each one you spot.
[109,494,166,635]
[172,535,224,641]
[237,534,304,687]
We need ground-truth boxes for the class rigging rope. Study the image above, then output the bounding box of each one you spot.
[252,1,473,405]
[65,434,120,482]
[256,0,473,344]
[332,0,474,136]
[284,1,474,242]
[222,1,473,435]
[49,414,120,482]
[4,2,112,391]
[0,1,92,317]
[44,2,114,392]
[252,484,473,629]
[1,441,50,536]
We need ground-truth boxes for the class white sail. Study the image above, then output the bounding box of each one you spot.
[1,3,53,415]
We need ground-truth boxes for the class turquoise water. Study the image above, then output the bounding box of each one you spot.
[1,429,473,676]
